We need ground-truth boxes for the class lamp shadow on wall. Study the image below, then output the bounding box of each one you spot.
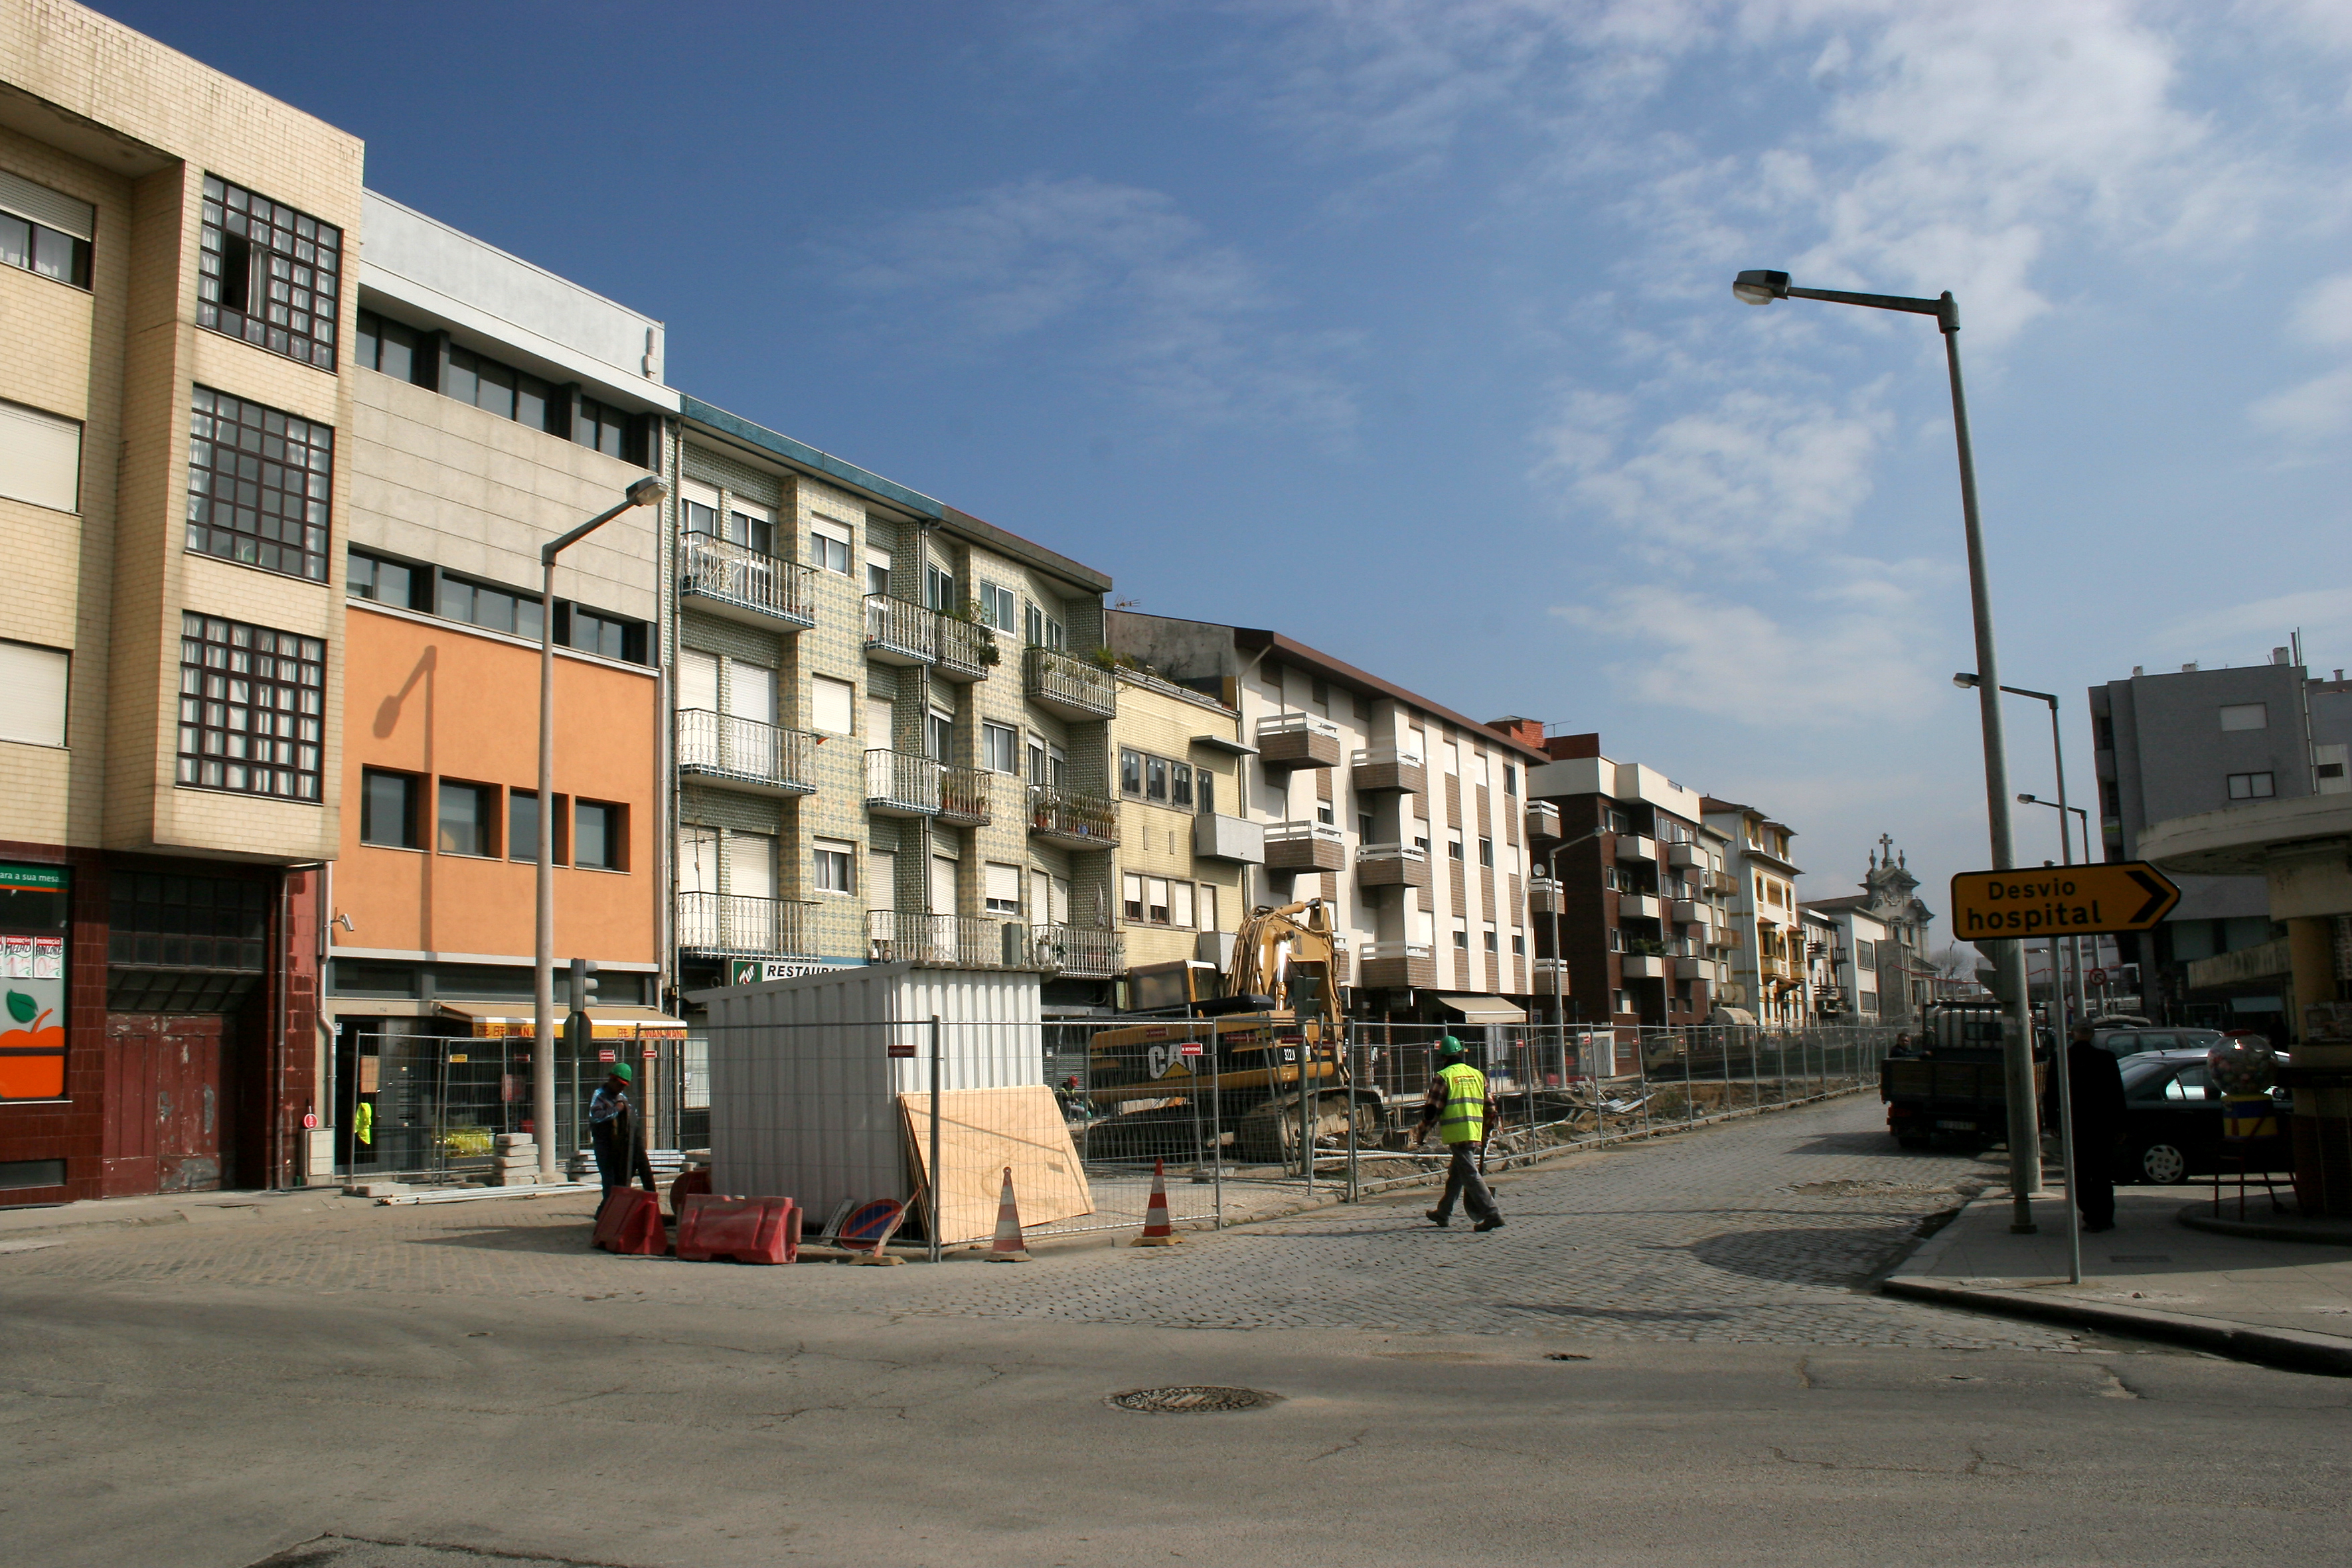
[372,645,437,952]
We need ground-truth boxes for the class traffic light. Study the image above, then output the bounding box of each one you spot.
[565,957,598,1054]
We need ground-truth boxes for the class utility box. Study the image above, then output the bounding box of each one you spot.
[690,962,1042,1221]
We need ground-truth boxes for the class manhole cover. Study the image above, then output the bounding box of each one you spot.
[1109,1385,1281,1413]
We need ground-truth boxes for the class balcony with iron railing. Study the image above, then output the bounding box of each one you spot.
[1027,784,1119,848]
[868,910,1033,969]
[862,594,938,666]
[1350,745,1427,795]
[679,533,817,629]
[1264,819,1346,872]
[675,709,818,795]
[935,615,997,683]
[1031,923,1123,979]
[866,748,942,817]
[676,891,821,957]
[1356,841,1431,890]
[1256,712,1342,769]
[1024,644,1117,721]
[1360,939,1436,990]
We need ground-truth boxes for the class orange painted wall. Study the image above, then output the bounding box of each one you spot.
[334,605,658,965]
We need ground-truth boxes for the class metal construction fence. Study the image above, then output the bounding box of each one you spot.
[339,1014,1900,1239]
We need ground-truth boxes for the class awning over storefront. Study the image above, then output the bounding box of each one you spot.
[1434,994,1528,1025]
[435,1003,689,1040]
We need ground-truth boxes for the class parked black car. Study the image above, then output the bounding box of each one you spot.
[2108,1048,2288,1185]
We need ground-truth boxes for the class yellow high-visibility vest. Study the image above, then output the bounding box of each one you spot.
[1437,1061,1488,1144]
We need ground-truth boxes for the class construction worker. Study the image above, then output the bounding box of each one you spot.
[588,1063,657,1199]
[1412,1037,1504,1231]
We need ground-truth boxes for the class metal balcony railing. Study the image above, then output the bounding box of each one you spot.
[1031,923,1123,978]
[938,765,992,826]
[675,709,817,794]
[679,533,816,627]
[935,615,996,682]
[1023,644,1117,720]
[676,892,819,957]
[868,910,1030,969]
[1027,785,1120,848]
[862,593,938,665]
[865,747,940,815]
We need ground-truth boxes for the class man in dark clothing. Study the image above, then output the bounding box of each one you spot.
[588,1064,657,1198]
[1412,1037,1504,1231]
[2062,1022,2127,1232]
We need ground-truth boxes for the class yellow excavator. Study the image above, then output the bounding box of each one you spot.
[1078,899,1382,1163]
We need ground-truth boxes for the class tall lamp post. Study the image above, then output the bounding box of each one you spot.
[1537,825,1608,1071]
[534,475,669,1182]
[1735,269,2039,1231]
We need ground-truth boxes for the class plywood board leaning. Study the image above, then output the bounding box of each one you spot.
[898,1085,1094,1242]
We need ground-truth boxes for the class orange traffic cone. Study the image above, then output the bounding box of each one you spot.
[986,1166,1032,1262]
[1130,1156,1182,1247]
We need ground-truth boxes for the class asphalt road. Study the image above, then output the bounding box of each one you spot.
[3,1095,2345,1568]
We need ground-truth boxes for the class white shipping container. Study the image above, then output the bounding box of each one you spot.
[690,962,1042,1219]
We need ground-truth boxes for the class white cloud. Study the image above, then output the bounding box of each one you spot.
[2157,587,2352,653]
[823,176,1358,437]
[1547,556,1947,725]
[2250,368,2352,441]
[1534,382,1888,562]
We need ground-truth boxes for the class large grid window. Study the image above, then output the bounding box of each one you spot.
[177,613,325,801]
[187,388,333,581]
[198,175,341,370]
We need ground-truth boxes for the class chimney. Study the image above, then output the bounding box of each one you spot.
[1484,716,1545,749]
[2181,663,2198,672]
[2132,665,2144,676]
[1545,731,1603,760]
[2272,647,2292,666]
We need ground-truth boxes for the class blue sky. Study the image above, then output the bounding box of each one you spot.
[102,1,2352,939]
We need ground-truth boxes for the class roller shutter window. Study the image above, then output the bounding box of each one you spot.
[0,641,68,747]
[811,674,854,736]
[984,862,1021,915]
[0,400,81,513]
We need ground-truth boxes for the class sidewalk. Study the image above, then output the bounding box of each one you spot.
[1883,1184,2352,1375]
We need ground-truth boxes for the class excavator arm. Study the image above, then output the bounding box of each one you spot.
[1228,898,1335,1015]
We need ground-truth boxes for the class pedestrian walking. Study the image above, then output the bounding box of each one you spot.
[2061,1021,2126,1232]
[1412,1036,1504,1231]
[588,1063,657,1198]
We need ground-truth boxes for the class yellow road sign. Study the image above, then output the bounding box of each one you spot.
[1950,862,2181,940]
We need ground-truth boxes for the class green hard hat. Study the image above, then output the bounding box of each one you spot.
[1439,1036,1466,1058]
[608,1063,633,1083]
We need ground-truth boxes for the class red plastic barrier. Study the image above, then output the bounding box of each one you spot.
[674,1194,799,1265]
[592,1187,667,1256]
[668,1166,711,1219]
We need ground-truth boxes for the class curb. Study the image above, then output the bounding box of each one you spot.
[2175,1203,2352,1248]
[1879,1275,2352,1378]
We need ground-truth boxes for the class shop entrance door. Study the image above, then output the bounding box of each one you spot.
[102,1014,229,1195]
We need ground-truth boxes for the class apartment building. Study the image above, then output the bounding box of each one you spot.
[0,6,364,1203]
[2090,652,2316,1026]
[1103,666,1251,1007]
[1702,798,1808,1026]
[662,401,1117,1015]
[1500,728,1735,1032]
[1801,836,1936,1027]
[1105,615,1549,1025]
[323,194,673,1174]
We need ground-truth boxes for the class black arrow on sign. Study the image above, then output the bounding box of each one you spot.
[2127,868,2176,927]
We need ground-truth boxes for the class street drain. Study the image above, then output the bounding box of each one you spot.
[1109,1385,1281,1413]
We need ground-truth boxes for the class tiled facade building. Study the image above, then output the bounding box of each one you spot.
[1703,797,1808,1027]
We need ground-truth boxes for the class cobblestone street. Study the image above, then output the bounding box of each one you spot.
[3,1093,2071,1351]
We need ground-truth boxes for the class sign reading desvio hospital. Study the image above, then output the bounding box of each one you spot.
[1949,862,2181,939]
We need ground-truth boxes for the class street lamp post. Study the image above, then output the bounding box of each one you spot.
[1538,824,1608,1072]
[534,475,669,1183]
[1735,270,2040,1231]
